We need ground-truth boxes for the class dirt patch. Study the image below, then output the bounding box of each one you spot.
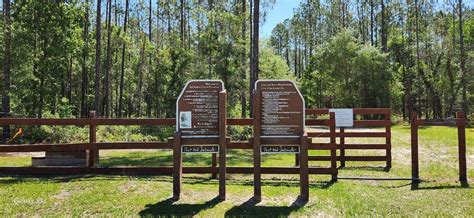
[118,180,138,193]
[0,152,44,157]
[53,189,72,200]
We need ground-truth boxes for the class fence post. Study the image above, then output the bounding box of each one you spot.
[299,132,309,202]
[1,112,11,143]
[295,154,300,167]
[211,154,217,179]
[340,127,345,168]
[172,131,182,201]
[410,111,419,181]
[386,111,392,168]
[456,112,467,183]
[218,91,227,200]
[253,90,262,202]
[88,111,97,167]
[330,112,337,181]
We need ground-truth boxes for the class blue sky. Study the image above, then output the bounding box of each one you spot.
[260,0,473,38]
[261,0,302,38]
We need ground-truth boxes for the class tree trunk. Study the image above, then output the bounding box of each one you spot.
[149,0,152,42]
[180,0,185,44]
[67,56,73,101]
[137,40,145,117]
[146,0,152,117]
[294,39,298,76]
[241,0,247,118]
[249,0,254,116]
[39,77,45,118]
[451,2,456,53]
[118,0,129,117]
[381,0,387,52]
[103,0,112,117]
[156,1,160,45]
[459,0,467,114]
[81,0,90,117]
[250,0,259,117]
[370,0,374,46]
[94,0,102,115]
[167,0,171,33]
[2,0,11,140]
[415,0,421,115]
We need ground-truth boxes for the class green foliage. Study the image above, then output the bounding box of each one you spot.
[302,30,391,108]
[1,0,473,124]
[259,44,295,80]
[270,1,473,119]
[57,97,74,118]
[9,1,83,117]
[20,112,88,144]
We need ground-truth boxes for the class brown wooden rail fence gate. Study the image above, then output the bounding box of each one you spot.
[298,108,392,169]
[1,79,468,201]
[410,111,468,184]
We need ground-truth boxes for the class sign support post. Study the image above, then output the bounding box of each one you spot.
[456,112,467,182]
[410,112,419,182]
[172,131,182,201]
[253,90,262,202]
[218,90,227,200]
[299,132,309,201]
[340,127,345,168]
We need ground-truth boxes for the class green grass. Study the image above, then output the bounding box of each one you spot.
[0,125,473,216]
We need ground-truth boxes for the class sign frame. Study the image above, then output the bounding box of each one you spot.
[252,79,309,202]
[173,80,227,201]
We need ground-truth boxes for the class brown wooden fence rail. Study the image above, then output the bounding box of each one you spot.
[0,110,338,177]
[304,108,392,168]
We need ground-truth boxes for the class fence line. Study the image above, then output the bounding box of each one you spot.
[0,108,343,176]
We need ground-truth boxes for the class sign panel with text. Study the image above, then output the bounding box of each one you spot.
[329,109,354,127]
[261,145,300,154]
[182,145,219,153]
[256,80,305,138]
[176,80,224,137]
[255,80,305,154]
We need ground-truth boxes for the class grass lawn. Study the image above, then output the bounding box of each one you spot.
[0,125,473,216]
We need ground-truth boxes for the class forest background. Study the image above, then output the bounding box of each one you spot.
[0,0,473,141]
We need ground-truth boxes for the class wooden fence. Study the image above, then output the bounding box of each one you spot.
[0,110,338,177]
[410,111,467,182]
[303,108,392,168]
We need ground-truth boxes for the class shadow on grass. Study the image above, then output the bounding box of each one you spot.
[0,174,335,190]
[385,182,413,189]
[99,149,257,167]
[183,177,335,189]
[224,197,306,217]
[0,174,174,184]
[139,196,222,217]
[100,154,218,167]
[226,149,254,165]
[0,174,98,184]
[411,181,471,190]
[338,166,391,172]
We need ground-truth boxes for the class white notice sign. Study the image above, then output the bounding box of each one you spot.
[329,109,354,127]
